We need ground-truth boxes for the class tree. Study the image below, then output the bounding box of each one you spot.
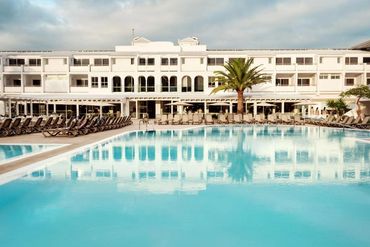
[211,58,268,114]
[326,98,348,116]
[340,85,370,120]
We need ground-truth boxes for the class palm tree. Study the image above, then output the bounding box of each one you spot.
[340,85,370,120]
[326,98,348,116]
[211,58,268,114]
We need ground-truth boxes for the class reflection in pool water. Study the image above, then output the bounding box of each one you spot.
[1,126,370,247]
[0,144,60,164]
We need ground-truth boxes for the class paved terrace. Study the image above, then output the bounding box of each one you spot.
[0,120,197,176]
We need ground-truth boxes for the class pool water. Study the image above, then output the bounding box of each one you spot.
[0,144,61,164]
[0,126,370,247]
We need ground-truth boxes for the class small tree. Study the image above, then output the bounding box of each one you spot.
[211,58,268,114]
[340,85,370,120]
[326,98,348,116]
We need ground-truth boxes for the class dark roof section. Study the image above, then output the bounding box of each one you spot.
[352,40,370,51]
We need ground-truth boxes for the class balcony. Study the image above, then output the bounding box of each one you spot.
[70,87,89,93]
[275,64,295,71]
[44,65,68,73]
[3,66,22,73]
[24,87,42,93]
[344,64,365,72]
[70,66,90,73]
[90,66,110,72]
[4,87,22,93]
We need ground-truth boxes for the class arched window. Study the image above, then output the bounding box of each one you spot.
[194,76,204,92]
[139,76,146,92]
[161,76,169,92]
[124,76,134,92]
[147,76,155,92]
[182,76,191,92]
[112,76,122,92]
[170,76,177,92]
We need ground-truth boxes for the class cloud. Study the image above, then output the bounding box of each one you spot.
[0,0,369,50]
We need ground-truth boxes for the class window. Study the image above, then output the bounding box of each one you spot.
[319,74,329,79]
[200,58,204,64]
[296,57,313,65]
[111,58,116,65]
[194,76,204,92]
[337,57,341,63]
[94,58,109,66]
[161,58,169,65]
[170,76,177,92]
[363,57,370,64]
[367,78,370,85]
[147,58,155,66]
[319,57,323,64]
[276,57,291,65]
[181,58,185,64]
[331,74,340,79]
[207,57,224,66]
[161,76,169,92]
[139,76,146,92]
[147,76,155,92]
[182,76,192,92]
[268,58,272,64]
[124,76,134,92]
[73,58,89,66]
[9,79,21,87]
[32,79,41,87]
[8,58,25,66]
[208,76,216,88]
[345,78,355,86]
[112,76,121,92]
[345,57,358,65]
[139,58,146,65]
[29,59,41,66]
[101,77,108,88]
[63,58,67,65]
[297,78,310,86]
[276,78,289,86]
[91,77,99,88]
[75,79,88,87]
[229,58,245,63]
[170,58,178,65]
[44,59,49,65]
[130,58,135,65]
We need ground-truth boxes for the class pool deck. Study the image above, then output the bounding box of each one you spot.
[0,120,195,175]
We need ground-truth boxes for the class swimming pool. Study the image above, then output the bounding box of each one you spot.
[0,126,370,247]
[0,144,62,165]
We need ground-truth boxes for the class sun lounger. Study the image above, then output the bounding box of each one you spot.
[171,114,182,125]
[243,114,254,124]
[0,119,12,137]
[158,114,168,125]
[227,114,235,124]
[234,114,243,124]
[193,114,202,124]
[7,118,22,136]
[267,114,277,124]
[353,116,370,129]
[17,117,33,135]
[218,114,228,124]
[293,115,305,125]
[182,114,190,124]
[205,114,214,124]
[42,119,78,137]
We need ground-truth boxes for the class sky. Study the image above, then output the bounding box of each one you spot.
[0,0,370,50]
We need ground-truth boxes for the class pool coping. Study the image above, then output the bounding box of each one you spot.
[0,124,369,185]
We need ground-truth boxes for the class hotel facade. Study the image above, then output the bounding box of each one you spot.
[0,37,370,118]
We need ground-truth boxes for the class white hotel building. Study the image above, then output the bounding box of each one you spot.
[0,37,370,118]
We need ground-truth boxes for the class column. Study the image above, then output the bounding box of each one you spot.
[204,102,207,114]
[135,100,138,119]
[99,104,103,118]
[46,102,49,116]
[53,104,56,114]
[76,103,80,118]
[30,101,33,116]
[121,102,125,116]
[155,101,161,115]
[245,102,248,113]
[253,102,257,116]
[281,101,285,114]
[8,98,11,118]
[15,101,19,116]
[229,102,232,113]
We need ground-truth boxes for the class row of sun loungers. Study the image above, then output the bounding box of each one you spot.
[308,115,370,129]
[155,113,306,125]
[0,115,132,137]
[42,115,132,137]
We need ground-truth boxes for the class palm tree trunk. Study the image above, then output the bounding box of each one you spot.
[237,90,244,114]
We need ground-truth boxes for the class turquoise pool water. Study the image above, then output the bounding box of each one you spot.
[0,144,60,164]
[0,126,370,247]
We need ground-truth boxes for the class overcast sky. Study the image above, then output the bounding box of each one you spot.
[0,0,370,50]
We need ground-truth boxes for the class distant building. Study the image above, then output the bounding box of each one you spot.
[1,37,369,117]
